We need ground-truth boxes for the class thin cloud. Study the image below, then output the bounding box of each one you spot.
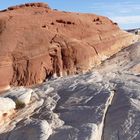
[112,16,140,24]
[89,1,140,28]
[90,1,140,16]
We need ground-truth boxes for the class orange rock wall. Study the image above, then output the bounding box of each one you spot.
[0,3,138,90]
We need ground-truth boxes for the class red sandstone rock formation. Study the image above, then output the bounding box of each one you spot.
[0,2,138,91]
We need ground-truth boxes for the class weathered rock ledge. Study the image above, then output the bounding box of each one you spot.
[0,2,50,12]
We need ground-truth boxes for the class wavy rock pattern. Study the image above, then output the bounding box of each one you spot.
[0,42,140,140]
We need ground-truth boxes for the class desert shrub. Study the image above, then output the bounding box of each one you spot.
[15,100,26,109]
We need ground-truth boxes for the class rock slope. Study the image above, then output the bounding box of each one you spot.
[0,71,115,140]
[0,2,138,91]
[0,41,140,140]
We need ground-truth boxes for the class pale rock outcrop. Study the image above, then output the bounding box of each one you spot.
[0,97,15,121]
[0,97,15,113]
[44,73,114,140]
[3,87,33,105]
[130,63,140,75]
[0,71,114,140]
[8,119,52,140]
[95,41,140,140]
[128,42,140,75]
[102,79,140,140]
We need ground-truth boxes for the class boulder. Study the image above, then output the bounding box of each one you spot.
[0,97,15,118]
[5,87,33,105]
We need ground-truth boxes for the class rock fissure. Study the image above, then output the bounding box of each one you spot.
[87,42,99,56]
[50,34,58,44]
[101,89,116,140]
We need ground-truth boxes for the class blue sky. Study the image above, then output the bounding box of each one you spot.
[0,0,140,29]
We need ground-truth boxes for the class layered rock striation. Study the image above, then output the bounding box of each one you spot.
[0,2,138,91]
[0,41,140,140]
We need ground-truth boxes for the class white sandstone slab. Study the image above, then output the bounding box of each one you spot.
[3,87,33,105]
[0,97,15,117]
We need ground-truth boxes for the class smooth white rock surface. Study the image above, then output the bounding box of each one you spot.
[7,119,52,140]
[3,87,33,105]
[0,97,15,117]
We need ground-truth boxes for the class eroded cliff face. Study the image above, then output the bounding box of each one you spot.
[0,2,138,90]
